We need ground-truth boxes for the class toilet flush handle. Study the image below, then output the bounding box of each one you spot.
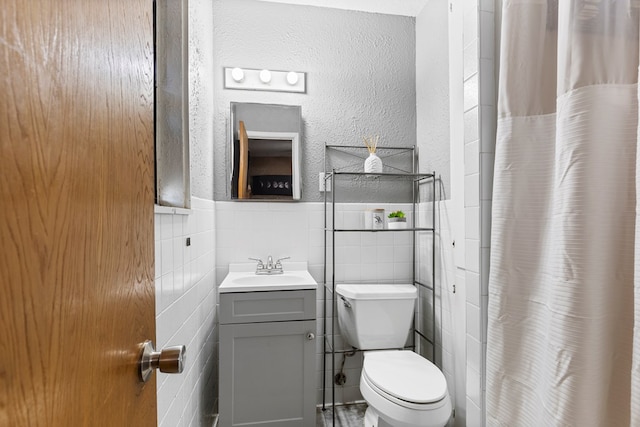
[339,295,351,308]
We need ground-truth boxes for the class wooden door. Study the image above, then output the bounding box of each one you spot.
[238,121,249,199]
[0,0,156,426]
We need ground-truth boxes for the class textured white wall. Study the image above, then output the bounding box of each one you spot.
[189,0,215,200]
[416,0,451,198]
[212,0,416,201]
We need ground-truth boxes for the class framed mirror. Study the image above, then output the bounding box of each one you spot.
[230,102,302,201]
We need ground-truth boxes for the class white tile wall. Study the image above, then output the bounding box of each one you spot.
[466,271,481,307]
[155,197,217,427]
[462,0,497,425]
[465,140,480,175]
[465,206,480,240]
[464,173,480,208]
[215,201,419,408]
[465,239,480,274]
[445,2,470,423]
[467,396,483,427]
[463,43,479,82]
[462,0,482,425]
[478,0,496,418]
[464,73,480,113]
[417,199,463,418]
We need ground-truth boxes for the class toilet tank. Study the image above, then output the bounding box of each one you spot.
[335,284,417,350]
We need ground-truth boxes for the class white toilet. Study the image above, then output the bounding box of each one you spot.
[335,284,452,427]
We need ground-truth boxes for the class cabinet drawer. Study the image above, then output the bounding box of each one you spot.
[219,289,316,324]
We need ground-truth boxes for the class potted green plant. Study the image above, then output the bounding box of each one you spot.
[387,210,407,229]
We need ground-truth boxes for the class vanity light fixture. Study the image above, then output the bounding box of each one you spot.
[231,67,245,82]
[286,71,299,85]
[259,69,272,84]
[223,67,306,93]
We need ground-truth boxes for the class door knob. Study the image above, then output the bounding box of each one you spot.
[139,340,186,383]
[306,332,315,340]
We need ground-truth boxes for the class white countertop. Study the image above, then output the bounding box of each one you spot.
[219,262,318,293]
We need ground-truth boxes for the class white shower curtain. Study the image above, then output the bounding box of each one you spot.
[486,1,640,426]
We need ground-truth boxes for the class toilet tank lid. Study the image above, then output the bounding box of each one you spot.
[335,284,417,300]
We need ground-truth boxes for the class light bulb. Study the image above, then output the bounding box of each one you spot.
[286,71,299,85]
[259,69,272,84]
[231,67,244,82]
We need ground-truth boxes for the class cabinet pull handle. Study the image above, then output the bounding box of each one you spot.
[306,332,315,340]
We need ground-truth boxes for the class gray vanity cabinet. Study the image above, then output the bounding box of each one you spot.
[219,290,317,427]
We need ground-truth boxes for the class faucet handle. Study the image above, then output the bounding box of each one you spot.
[248,257,264,267]
[274,257,290,268]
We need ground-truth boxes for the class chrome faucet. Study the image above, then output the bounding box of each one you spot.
[249,256,290,275]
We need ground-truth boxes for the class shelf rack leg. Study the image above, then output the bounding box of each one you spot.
[432,171,436,364]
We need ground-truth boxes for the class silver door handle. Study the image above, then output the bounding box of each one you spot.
[306,332,315,340]
[139,340,186,382]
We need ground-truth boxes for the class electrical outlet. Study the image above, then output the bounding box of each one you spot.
[319,172,331,192]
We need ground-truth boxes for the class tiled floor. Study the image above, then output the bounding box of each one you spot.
[316,403,368,426]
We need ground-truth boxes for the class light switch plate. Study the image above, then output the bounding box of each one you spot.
[319,172,331,192]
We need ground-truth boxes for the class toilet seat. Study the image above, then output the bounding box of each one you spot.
[363,351,448,406]
[360,351,452,427]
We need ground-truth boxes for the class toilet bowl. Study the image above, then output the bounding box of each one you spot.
[335,284,452,427]
[360,351,451,427]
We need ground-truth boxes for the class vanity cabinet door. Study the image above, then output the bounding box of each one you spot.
[219,320,317,427]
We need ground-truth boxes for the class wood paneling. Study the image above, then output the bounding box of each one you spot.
[0,0,156,425]
[239,121,249,199]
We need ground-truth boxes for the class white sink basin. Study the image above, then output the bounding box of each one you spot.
[219,262,318,293]
[232,274,310,285]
